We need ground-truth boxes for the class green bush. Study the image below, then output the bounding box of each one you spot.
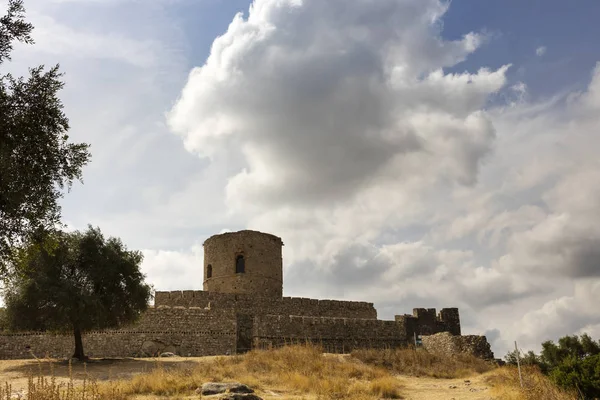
[505,334,600,399]
[550,354,600,399]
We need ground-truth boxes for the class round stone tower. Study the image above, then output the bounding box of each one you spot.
[203,230,283,298]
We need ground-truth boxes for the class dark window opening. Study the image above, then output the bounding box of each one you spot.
[236,255,245,273]
[207,264,212,278]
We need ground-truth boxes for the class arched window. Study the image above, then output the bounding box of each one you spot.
[235,255,245,273]
[207,264,212,278]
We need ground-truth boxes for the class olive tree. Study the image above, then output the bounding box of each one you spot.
[3,226,152,360]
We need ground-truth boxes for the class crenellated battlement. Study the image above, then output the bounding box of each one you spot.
[394,307,461,339]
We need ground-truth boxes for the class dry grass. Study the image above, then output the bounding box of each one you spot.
[351,347,495,378]
[0,361,126,400]
[368,376,403,399]
[112,345,403,399]
[485,365,577,400]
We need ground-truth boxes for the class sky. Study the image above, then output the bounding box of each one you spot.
[4,0,600,357]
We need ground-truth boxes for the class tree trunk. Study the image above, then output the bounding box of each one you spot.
[72,326,86,360]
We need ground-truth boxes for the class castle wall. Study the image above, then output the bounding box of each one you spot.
[252,315,405,353]
[204,230,283,298]
[0,307,237,359]
[155,291,378,319]
[0,304,468,359]
[395,308,461,340]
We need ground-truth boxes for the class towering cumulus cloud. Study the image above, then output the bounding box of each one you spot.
[168,0,507,209]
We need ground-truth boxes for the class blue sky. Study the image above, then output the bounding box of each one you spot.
[442,1,600,99]
[5,0,600,356]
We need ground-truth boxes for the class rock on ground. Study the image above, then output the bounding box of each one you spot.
[200,382,254,396]
[219,395,263,400]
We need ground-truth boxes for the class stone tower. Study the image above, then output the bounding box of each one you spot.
[203,230,283,298]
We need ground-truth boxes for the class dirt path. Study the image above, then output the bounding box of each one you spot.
[0,357,204,393]
[399,373,494,400]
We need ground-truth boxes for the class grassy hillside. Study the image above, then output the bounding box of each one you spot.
[0,344,577,399]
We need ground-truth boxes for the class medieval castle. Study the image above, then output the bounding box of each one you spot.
[0,230,494,359]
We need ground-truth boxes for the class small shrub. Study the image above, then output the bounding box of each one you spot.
[369,376,403,398]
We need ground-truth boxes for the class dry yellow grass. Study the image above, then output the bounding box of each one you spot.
[0,360,127,400]
[485,365,577,400]
[351,347,495,378]
[112,345,403,399]
[368,376,403,399]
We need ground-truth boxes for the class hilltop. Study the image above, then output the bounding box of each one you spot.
[0,345,574,400]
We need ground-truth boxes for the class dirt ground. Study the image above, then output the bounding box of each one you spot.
[0,357,495,399]
[0,357,205,397]
[399,373,493,400]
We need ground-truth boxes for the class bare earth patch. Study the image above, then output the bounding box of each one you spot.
[398,373,493,400]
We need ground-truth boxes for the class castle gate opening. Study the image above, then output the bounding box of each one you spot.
[236,314,253,354]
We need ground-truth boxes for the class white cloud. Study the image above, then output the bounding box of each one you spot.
[514,281,600,350]
[493,67,600,280]
[142,243,205,293]
[168,0,506,214]
[536,46,547,56]
[168,0,505,253]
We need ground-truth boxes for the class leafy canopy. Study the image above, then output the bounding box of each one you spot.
[505,333,600,399]
[2,226,153,359]
[0,0,91,269]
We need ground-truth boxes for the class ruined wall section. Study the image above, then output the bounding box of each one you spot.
[155,291,377,319]
[395,308,460,340]
[421,332,495,360]
[0,307,237,360]
[252,315,405,353]
[203,230,283,298]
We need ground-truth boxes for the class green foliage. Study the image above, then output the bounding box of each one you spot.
[0,0,33,62]
[505,334,600,399]
[2,226,153,359]
[550,355,600,399]
[0,0,91,269]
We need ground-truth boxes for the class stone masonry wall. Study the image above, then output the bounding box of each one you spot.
[155,291,378,319]
[252,315,405,353]
[421,332,495,360]
[0,307,237,359]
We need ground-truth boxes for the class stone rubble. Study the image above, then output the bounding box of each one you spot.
[421,331,495,360]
